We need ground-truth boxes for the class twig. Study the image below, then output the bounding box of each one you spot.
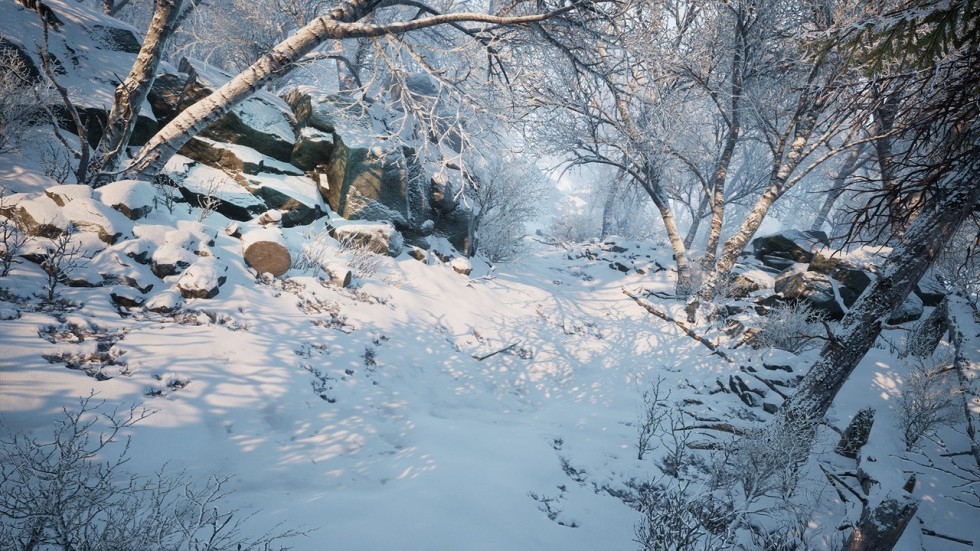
[623,288,734,363]
[921,526,973,546]
[473,340,521,361]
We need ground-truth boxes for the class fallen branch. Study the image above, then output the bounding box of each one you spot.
[623,288,733,363]
[921,526,973,546]
[473,340,521,361]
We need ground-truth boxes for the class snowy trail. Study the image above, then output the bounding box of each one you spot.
[1,238,737,549]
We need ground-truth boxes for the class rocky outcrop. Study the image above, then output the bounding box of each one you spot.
[888,292,924,325]
[95,180,156,220]
[773,270,845,320]
[753,230,829,269]
[46,185,92,207]
[808,249,872,307]
[332,222,397,256]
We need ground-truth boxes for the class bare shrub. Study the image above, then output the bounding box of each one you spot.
[636,378,669,460]
[196,178,221,222]
[0,396,304,550]
[39,141,74,184]
[337,234,385,279]
[635,481,731,551]
[292,227,334,277]
[40,225,87,302]
[898,358,960,451]
[753,301,826,354]
[152,173,182,215]
[0,48,46,154]
[0,190,27,277]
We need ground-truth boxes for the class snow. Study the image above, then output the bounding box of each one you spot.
[96,179,157,214]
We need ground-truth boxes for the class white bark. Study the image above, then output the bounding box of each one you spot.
[123,0,577,179]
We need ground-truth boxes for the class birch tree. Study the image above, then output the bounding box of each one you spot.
[120,0,598,180]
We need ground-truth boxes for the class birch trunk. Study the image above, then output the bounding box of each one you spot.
[683,193,709,249]
[123,0,573,179]
[641,177,692,294]
[810,145,864,232]
[780,175,980,425]
[93,0,183,180]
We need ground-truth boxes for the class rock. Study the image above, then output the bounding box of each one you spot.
[242,228,291,277]
[225,222,241,238]
[13,195,69,238]
[611,261,630,273]
[758,254,797,271]
[90,24,141,54]
[451,256,472,276]
[150,226,212,278]
[836,407,875,459]
[752,230,829,263]
[257,209,283,226]
[62,198,128,244]
[808,249,872,307]
[282,86,359,134]
[888,292,924,324]
[164,58,296,162]
[407,246,427,262]
[179,137,303,177]
[845,492,918,550]
[726,273,764,299]
[774,270,845,320]
[109,285,145,308]
[45,184,92,207]
[95,180,156,220]
[914,271,946,306]
[332,222,395,256]
[325,264,352,287]
[291,127,333,171]
[176,258,225,299]
[145,290,182,313]
[763,402,779,414]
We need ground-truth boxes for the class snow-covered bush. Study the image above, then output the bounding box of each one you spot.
[468,152,547,262]
[753,301,826,354]
[636,378,669,461]
[0,397,304,549]
[898,358,960,451]
[0,189,27,277]
[0,48,46,154]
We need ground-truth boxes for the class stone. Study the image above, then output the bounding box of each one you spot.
[109,285,145,308]
[808,249,873,307]
[774,270,845,320]
[758,254,797,271]
[145,290,182,313]
[90,25,141,54]
[95,180,156,220]
[149,227,212,278]
[407,246,427,262]
[752,230,829,263]
[333,223,395,256]
[291,127,333,171]
[62,198,128,244]
[914,271,946,306]
[242,228,291,277]
[836,407,875,459]
[726,273,764,299]
[451,257,472,276]
[887,292,924,324]
[176,258,225,299]
[45,184,92,207]
[12,195,69,238]
[325,264,352,287]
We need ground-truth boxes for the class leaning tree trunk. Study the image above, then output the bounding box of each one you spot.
[780,175,980,426]
[640,176,693,294]
[810,143,865,232]
[93,0,184,180]
[122,0,572,179]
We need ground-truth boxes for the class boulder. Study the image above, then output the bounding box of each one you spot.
[888,292,924,325]
[752,230,829,264]
[332,222,396,256]
[291,127,333,171]
[179,138,303,176]
[148,59,296,162]
[145,290,182,313]
[13,195,69,238]
[62,198,129,244]
[45,184,92,207]
[242,228,291,277]
[914,271,946,307]
[176,258,225,299]
[774,270,845,320]
[109,285,145,308]
[95,180,156,220]
[808,249,872,307]
[150,226,212,278]
[726,273,764,299]
[451,256,472,276]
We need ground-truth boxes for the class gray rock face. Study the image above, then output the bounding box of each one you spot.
[888,292,924,324]
[753,230,829,264]
[808,250,872,307]
[914,271,946,307]
[333,223,396,256]
[774,270,845,320]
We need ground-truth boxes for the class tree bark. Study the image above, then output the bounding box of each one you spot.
[640,172,693,294]
[93,0,184,180]
[123,0,576,179]
[780,175,980,425]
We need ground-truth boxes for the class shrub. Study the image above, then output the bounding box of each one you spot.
[753,301,826,354]
[897,358,960,451]
[0,396,304,550]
